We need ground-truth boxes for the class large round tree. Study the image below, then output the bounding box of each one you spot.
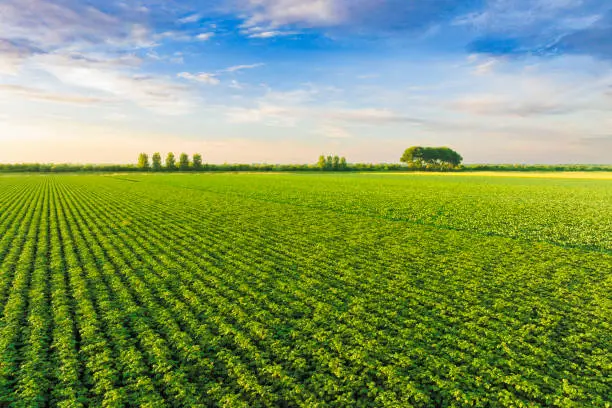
[400,146,463,168]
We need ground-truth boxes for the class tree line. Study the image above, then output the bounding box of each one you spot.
[137,153,353,172]
[137,153,204,171]
[317,155,348,171]
[0,146,610,173]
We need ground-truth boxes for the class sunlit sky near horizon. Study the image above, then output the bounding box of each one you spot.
[1,0,611,164]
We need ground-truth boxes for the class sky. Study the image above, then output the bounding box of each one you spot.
[1,0,611,164]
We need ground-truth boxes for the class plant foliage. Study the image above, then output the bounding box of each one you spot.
[0,173,609,406]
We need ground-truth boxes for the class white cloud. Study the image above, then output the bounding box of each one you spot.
[0,0,148,49]
[326,108,423,124]
[152,30,216,43]
[146,50,184,64]
[230,80,244,89]
[449,58,612,118]
[223,63,265,73]
[147,29,218,44]
[0,0,196,114]
[178,72,221,85]
[177,64,263,88]
[454,0,600,34]
[357,74,379,79]
[29,53,198,114]
[473,59,500,75]
[0,84,110,105]
[225,86,422,128]
[249,31,295,38]
[319,125,352,139]
[451,95,571,116]
[179,14,201,24]
[196,32,215,41]
[243,0,343,28]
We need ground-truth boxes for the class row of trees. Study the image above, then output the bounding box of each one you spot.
[317,155,348,171]
[4,147,610,173]
[138,153,352,172]
[138,153,203,171]
[2,162,610,174]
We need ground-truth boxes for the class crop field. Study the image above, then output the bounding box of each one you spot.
[0,173,610,407]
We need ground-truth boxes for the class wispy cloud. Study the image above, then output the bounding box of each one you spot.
[319,124,352,139]
[249,31,296,38]
[179,13,201,24]
[357,74,380,79]
[177,72,220,85]
[451,95,572,116]
[196,32,215,41]
[0,84,110,105]
[225,84,423,128]
[473,58,500,75]
[155,30,216,43]
[449,58,612,118]
[239,25,298,39]
[29,53,198,114]
[0,0,149,50]
[242,0,343,28]
[223,63,265,73]
[459,0,612,59]
[326,108,424,124]
[177,63,264,86]
[237,0,480,36]
[0,0,203,115]
[229,80,244,90]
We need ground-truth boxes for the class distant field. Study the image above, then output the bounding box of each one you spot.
[0,173,610,407]
[380,171,612,179]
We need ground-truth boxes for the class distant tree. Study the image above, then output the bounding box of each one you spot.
[317,155,326,170]
[332,155,340,170]
[166,152,176,171]
[152,152,162,171]
[193,153,203,170]
[179,153,190,171]
[339,157,347,170]
[326,155,333,170]
[400,146,463,168]
[137,153,150,170]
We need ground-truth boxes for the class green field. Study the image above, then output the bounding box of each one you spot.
[0,173,610,407]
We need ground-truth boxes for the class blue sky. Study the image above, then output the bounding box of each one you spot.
[0,0,611,164]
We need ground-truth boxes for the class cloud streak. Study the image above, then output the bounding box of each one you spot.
[0,0,149,50]
[223,63,265,72]
[461,0,612,59]
[0,84,110,105]
[177,63,264,86]
[178,72,221,85]
[237,0,481,36]
[450,96,573,117]
[31,53,198,114]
